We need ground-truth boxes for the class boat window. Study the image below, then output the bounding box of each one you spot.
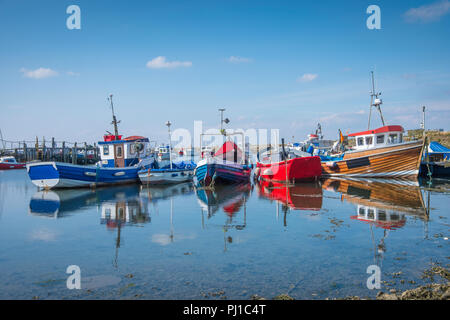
[103,146,109,156]
[365,136,373,145]
[130,144,135,155]
[357,137,364,146]
[378,210,386,221]
[388,134,398,144]
[376,135,384,144]
[391,214,399,221]
[358,207,365,216]
[116,146,123,158]
[367,209,374,219]
[399,134,403,143]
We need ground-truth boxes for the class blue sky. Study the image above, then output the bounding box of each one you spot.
[1,0,449,144]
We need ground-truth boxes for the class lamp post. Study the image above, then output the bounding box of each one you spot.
[166,121,172,169]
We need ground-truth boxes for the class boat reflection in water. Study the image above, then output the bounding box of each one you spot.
[256,180,323,211]
[322,178,428,266]
[139,182,194,204]
[99,186,150,228]
[140,182,194,246]
[29,189,100,218]
[322,178,427,227]
[195,184,251,251]
[29,184,194,267]
[255,180,323,227]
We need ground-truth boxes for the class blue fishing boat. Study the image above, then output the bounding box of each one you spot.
[194,140,252,187]
[420,141,450,178]
[26,135,155,189]
[26,95,155,189]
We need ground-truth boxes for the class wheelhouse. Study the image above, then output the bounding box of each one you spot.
[348,125,404,151]
[0,156,18,164]
[98,135,150,168]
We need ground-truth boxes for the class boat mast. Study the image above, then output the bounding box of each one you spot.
[108,94,120,138]
[0,129,5,153]
[166,121,173,169]
[368,71,385,129]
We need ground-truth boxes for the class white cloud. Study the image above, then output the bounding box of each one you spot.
[404,0,450,23]
[66,71,80,76]
[20,67,58,79]
[227,56,252,63]
[146,56,192,69]
[297,73,318,83]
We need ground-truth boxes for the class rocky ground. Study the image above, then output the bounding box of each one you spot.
[251,264,450,301]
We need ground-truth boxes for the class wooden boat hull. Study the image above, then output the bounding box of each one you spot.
[321,141,423,178]
[256,156,322,182]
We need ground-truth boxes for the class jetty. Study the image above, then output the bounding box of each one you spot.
[0,136,100,165]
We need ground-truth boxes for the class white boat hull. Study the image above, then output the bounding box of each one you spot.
[138,169,194,185]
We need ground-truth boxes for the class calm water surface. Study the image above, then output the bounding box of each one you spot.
[0,169,449,299]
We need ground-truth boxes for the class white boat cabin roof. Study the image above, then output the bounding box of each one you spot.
[348,125,404,151]
[0,156,18,163]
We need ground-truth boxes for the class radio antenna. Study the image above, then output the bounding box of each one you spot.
[108,94,120,138]
[368,71,385,129]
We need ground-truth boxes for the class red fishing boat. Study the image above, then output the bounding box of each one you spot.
[255,142,322,183]
[0,156,26,170]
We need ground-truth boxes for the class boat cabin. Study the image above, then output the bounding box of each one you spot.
[157,146,171,161]
[201,146,214,158]
[348,125,404,151]
[98,135,150,168]
[0,156,18,164]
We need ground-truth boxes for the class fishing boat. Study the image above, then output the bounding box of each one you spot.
[0,156,26,170]
[320,72,424,179]
[139,161,196,185]
[420,141,450,178]
[138,121,196,185]
[157,145,171,163]
[26,95,155,189]
[194,111,252,187]
[290,123,337,156]
[195,140,252,187]
[255,139,322,183]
